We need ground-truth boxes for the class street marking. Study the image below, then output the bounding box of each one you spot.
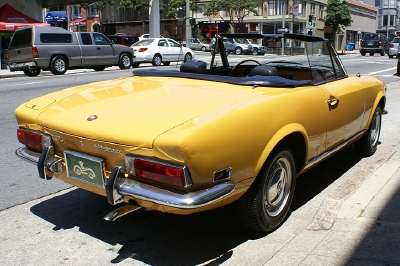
[368,67,397,75]
[0,81,44,87]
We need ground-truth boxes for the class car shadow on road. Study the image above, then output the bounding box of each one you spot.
[30,145,362,265]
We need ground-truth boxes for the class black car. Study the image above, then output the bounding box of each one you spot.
[360,33,389,56]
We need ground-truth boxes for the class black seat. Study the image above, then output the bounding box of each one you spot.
[249,66,278,76]
[180,61,207,74]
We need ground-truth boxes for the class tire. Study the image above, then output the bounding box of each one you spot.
[235,47,243,55]
[354,106,382,156]
[252,48,258,55]
[361,52,366,56]
[380,50,385,56]
[369,52,374,56]
[201,46,206,52]
[93,66,105,71]
[131,63,140,68]
[235,145,296,232]
[50,55,68,75]
[152,54,162,66]
[397,61,400,75]
[118,53,132,69]
[389,54,394,58]
[163,62,170,66]
[183,53,193,62]
[23,68,41,77]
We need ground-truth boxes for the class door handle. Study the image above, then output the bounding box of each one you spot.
[326,98,339,106]
[97,47,101,50]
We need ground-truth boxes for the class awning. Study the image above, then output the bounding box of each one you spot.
[0,3,49,32]
[71,18,86,25]
[45,12,68,24]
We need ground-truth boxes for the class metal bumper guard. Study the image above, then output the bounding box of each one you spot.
[16,146,235,209]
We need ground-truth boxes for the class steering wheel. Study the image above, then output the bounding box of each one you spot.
[229,59,262,77]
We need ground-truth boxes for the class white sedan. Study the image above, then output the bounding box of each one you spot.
[131,38,194,67]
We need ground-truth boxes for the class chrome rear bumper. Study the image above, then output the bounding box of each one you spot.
[16,146,235,209]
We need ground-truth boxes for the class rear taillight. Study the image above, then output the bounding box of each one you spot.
[138,48,148,52]
[379,41,382,45]
[17,128,52,152]
[32,47,39,58]
[390,43,394,48]
[126,156,191,187]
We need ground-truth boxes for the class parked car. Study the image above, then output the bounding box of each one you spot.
[130,38,194,67]
[14,33,386,233]
[223,38,252,55]
[107,34,139,47]
[359,33,389,56]
[7,26,134,76]
[388,37,400,58]
[188,38,210,51]
[397,45,400,74]
[241,39,266,55]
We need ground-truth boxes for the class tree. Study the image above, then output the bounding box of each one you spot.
[118,0,166,14]
[166,0,201,19]
[325,0,352,47]
[203,0,262,32]
[79,1,114,32]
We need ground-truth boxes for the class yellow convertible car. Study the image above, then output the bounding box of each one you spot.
[15,33,386,232]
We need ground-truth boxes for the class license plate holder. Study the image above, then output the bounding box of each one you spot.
[64,150,105,188]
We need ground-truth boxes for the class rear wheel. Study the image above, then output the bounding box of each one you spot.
[131,63,140,68]
[93,66,105,71]
[389,54,394,58]
[369,52,374,56]
[201,46,206,52]
[118,53,132,69]
[235,145,296,232]
[23,68,41,77]
[50,55,68,75]
[183,53,193,62]
[380,50,385,56]
[355,106,382,156]
[152,54,162,66]
[361,52,366,56]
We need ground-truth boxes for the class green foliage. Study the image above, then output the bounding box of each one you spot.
[325,0,352,33]
[117,0,165,13]
[166,0,201,18]
[204,0,262,32]
[79,1,114,10]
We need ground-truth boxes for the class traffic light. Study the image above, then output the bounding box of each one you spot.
[308,15,313,26]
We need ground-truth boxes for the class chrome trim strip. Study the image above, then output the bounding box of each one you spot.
[116,176,235,209]
[303,130,366,171]
[15,147,41,164]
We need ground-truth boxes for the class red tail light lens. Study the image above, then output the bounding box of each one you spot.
[32,47,39,58]
[17,128,51,152]
[390,43,394,48]
[138,48,148,52]
[126,157,191,187]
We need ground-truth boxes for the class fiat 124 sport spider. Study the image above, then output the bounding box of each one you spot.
[15,33,386,232]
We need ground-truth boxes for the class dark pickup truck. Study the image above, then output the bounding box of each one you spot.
[7,26,135,76]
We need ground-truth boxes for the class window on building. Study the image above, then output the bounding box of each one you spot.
[87,7,99,17]
[383,15,388,26]
[319,5,324,19]
[268,0,286,16]
[71,6,81,19]
[302,1,306,16]
[311,3,316,15]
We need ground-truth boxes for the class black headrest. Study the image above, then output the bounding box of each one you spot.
[249,66,279,76]
[180,61,207,74]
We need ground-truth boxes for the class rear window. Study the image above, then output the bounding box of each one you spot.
[363,35,380,41]
[9,28,32,48]
[40,33,73,43]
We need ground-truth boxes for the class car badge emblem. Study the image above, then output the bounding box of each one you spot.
[87,115,98,121]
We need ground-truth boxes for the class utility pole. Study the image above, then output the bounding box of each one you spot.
[186,0,190,47]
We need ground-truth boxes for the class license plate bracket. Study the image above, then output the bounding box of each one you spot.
[64,150,105,188]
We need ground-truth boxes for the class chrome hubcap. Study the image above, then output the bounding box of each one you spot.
[264,157,292,217]
[370,110,381,147]
[55,59,65,72]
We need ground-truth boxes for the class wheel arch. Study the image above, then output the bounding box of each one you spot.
[255,124,308,177]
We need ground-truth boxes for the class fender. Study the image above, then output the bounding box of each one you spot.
[254,123,308,176]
